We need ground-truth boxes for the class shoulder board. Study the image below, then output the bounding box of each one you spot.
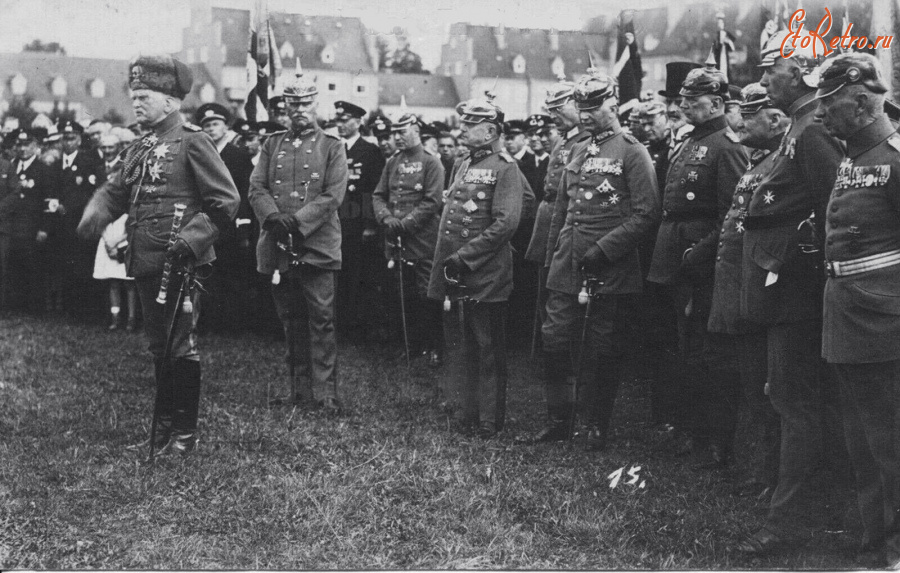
[622,133,639,144]
[725,131,740,144]
[183,123,202,132]
[323,131,341,140]
[888,135,900,154]
[499,152,515,163]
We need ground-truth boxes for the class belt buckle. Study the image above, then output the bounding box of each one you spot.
[825,261,837,278]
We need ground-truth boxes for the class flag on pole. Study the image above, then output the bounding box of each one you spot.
[612,10,642,106]
[245,0,282,122]
[713,10,735,82]
[760,0,778,52]
[840,0,850,53]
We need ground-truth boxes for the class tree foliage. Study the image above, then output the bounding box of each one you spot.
[22,39,66,55]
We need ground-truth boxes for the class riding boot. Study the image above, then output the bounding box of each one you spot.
[160,358,201,455]
[127,357,172,451]
[532,349,574,442]
[584,356,622,451]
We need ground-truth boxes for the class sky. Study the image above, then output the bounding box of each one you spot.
[0,0,672,70]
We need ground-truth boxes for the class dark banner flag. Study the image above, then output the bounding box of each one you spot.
[244,0,281,122]
[613,10,642,107]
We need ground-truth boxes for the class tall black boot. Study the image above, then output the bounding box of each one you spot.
[529,349,575,442]
[584,357,623,451]
[127,357,173,451]
[162,358,201,455]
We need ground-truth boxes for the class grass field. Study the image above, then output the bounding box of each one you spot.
[0,313,866,569]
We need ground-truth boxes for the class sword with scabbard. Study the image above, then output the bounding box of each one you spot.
[387,235,411,368]
[271,233,302,407]
[568,271,603,440]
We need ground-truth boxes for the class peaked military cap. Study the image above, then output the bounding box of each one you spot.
[526,114,552,133]
[573,71,617,110]
[232,119,252,136]
[680,64,729,98]
[725,85,743,105]
[545,75,576,109]
[457,91,505,126]
[268,96,287,113]
[369,115,392,138]
[636,100,667,119]
[129,54,193,99]
[334,101,366,119]
[504,119,528,135]
[659,62,702,98]
[10,127,38,143]
[431,121,450,133]
[195,102,230,126]
[816,52,889,99]
[739,82,776,115]
[57,119,84,135]
[391,113,421,132]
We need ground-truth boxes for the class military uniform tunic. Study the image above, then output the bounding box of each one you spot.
[823,117,900,364]
[648,115,747,285]
[525,126,591,265]
[427,146,523,303]
[373,144,443,262]
[708,147,778,335]
[79,110,239,358]
[741,92,844,324]
[249,123,348,403]
[250,125,347,273]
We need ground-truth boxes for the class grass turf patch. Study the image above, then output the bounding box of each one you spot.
[0,313,863,569]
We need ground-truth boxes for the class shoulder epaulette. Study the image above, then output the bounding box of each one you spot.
[725,131,740,144]
[499,151,515,163]
[888,135,900,154]
[183,123,202,132]
[622,133,639,144]
[323,131,341,140]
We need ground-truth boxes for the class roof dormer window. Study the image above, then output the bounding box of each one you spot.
[280,40,295,60]
[89,78,106,98]
[512,54,526,74]
[495,25,506,50]
[551,56,565,78]
[50,76,67,97]
[10,73,27,96]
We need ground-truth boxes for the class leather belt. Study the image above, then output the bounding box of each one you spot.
[826,249,900,278]
[744,210,810,230]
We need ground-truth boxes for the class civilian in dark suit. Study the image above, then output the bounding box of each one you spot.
[195,103,255,332]
[334,101,387,342]
[0,128,56,313]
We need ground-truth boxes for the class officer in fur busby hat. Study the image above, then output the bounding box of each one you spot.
[78,54,240,456]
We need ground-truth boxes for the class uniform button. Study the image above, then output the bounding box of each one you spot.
[303,165,309,169]
[575,211,581,215]
[275,180,281,184]
[445,230,450,235]
[273,194,280,199]
[719,241,723,247]
[573,222,579,226]
[306,150,312,153]
[581,177,586,181]
[575,199,581,204]
[680,179,686,184]
[449,209,455,214]
[276,164,282,168]
[724,214,730,220]
[716,256,721,261]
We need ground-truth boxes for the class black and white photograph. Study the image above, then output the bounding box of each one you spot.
[1,0,899,568]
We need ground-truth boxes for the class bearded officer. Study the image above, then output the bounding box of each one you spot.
[373,113,444,364]
[708,84,787,497]
[646,58,748,466]
[428,92,524,439]
[815,54,900,568]
[737,31,849,555]
[249,69,348,413]
[536,71,659,448]
[334,100,386,342]
[77,55,240,455]
[524,77,591,385]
